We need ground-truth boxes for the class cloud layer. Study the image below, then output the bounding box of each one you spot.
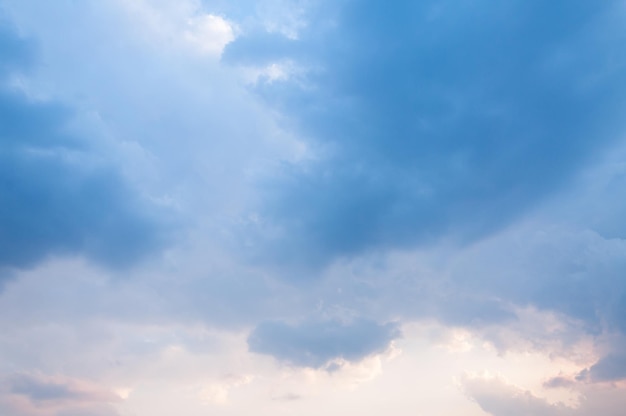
[227,0,626,267]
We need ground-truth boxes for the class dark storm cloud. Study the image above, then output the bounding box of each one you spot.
[225,0,626,268]
[248,318,400,368]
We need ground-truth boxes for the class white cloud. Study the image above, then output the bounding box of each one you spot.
[183,14,235,55]
[113,0,234,55]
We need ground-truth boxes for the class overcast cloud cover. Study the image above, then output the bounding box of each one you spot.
[1,0,626,415]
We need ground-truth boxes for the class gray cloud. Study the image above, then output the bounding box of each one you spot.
[248,318,400,368]
[543,376,577,390]
[585,353,626,382]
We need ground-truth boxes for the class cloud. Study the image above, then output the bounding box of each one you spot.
[223,30,300,65]
[462,375,573,416]
[225,0,626,268]
[0,15,171,271]
[543,376,577,390]
[248,318,400,368]
[0,373,121,416]
[443,197,626,367]
[585,353,626,382]
[452,224,626,327]
[0,13,35,76]
[462,374,626,416]
[1,1,626,414]
[5,373,120,404]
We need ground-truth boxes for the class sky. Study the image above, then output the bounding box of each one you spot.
[1,0,626,415]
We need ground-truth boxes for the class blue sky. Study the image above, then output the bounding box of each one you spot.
[1,1,626,415]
